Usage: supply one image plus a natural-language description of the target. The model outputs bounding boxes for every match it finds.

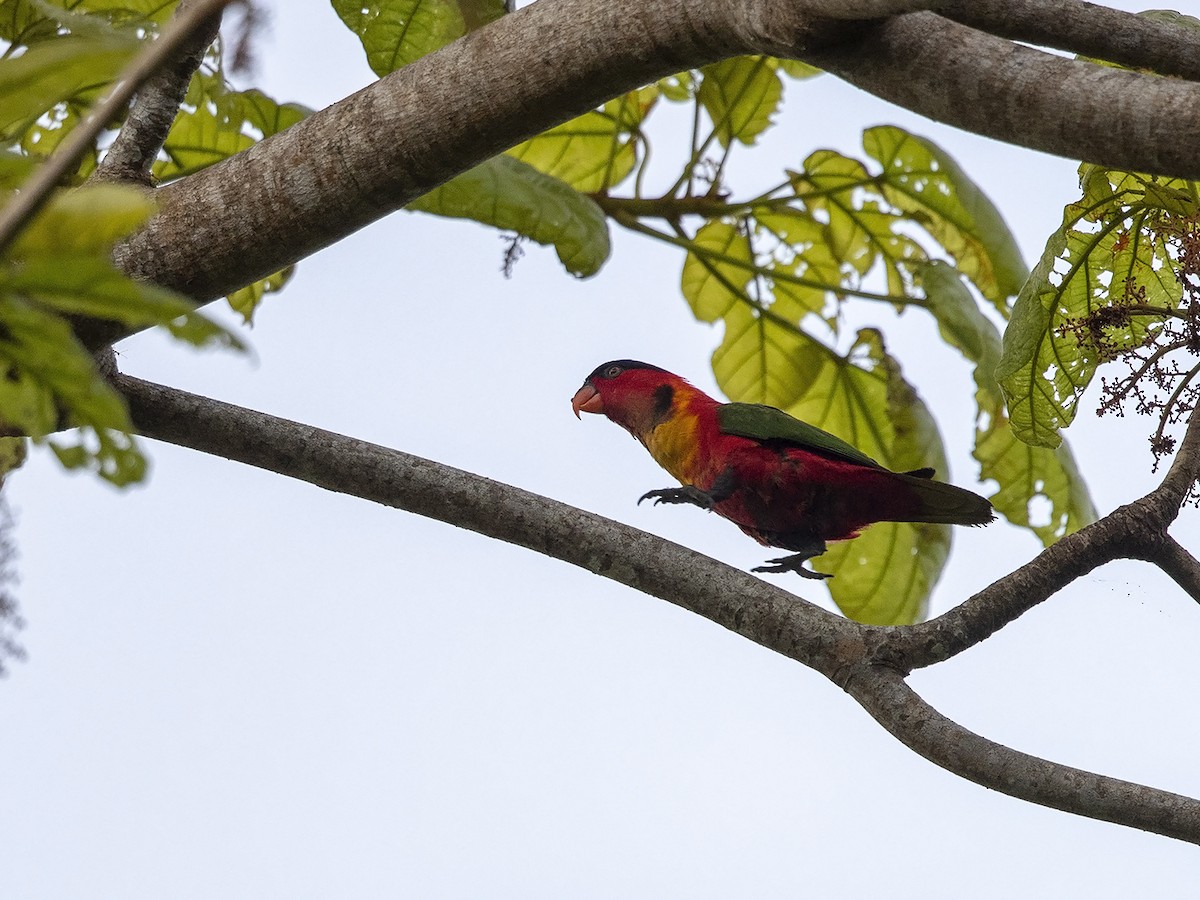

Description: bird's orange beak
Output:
[571,383,604,418]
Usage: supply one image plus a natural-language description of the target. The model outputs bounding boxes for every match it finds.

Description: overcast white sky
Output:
[3,2,1199,897]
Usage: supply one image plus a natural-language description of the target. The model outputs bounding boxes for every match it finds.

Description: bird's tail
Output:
[887,471,996,526]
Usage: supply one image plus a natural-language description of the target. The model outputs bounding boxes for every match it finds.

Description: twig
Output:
[0,0,238,256]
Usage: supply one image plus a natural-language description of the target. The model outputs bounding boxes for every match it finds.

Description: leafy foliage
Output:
[0,1,246,484]
[997,167,1198,451]
[0,183,242,484]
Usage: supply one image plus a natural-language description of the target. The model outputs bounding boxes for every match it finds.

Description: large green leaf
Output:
[332,0,507,76]
[712,303,953,625]
[996,168,1189,448]
[507,87,657,193]
[864,125,1028,309]
[407,154,611,277]
[921,260,1096,543]
[697,56,782,148]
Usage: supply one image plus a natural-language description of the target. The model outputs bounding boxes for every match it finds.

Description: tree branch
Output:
[847,667,1200,843]
[113,373,866,679]
[800,12,1200,183]
[893,406,1200,669]
[938,0,1200,82]
[113,372,1200,844]
[85,0,1200,350]
[92,0,227,185]
[1141,536,1200,605]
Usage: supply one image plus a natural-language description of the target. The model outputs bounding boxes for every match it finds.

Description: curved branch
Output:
[84,0,1200,350]
[848,667,1200,843]
[113,373,864,678]
[894,406,1200,669]
[1141,536,1200,606]
[939,0,1200,81]
[113,372,1200,844]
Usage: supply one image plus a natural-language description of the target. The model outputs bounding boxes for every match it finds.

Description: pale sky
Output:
[3,2,1197,897]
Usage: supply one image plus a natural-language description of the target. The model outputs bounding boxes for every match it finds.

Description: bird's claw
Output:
[637,486,716,510]
[751,549,832,580]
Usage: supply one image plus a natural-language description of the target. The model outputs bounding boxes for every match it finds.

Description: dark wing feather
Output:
[717,403,882,469]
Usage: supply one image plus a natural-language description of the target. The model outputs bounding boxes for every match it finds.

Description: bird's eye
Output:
[603,365,622,378]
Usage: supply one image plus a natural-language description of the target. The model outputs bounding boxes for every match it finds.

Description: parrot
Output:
[571,359,995,580]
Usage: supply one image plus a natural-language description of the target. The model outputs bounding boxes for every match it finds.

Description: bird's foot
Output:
[638,485,716,510]
[751,545,831,580]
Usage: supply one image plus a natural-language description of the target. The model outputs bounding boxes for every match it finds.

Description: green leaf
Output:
[863,125,1028,308]
[0,293,145,484]
[814,330,951,626]
[7,182,156,256]
[792,149,923,296]
[0,32,137,139]
[712,305,953,625]
[332,0,507,76]
[507,87,656,193]
[407,154,611,277]
[0,178,242,486]
[773,58,822,80]
[697,56,782,148]
[920,260,1096,543]
[227,266,294,324]
[1,252,243,349]
[680,220,752,322]
[996,168,1186,448]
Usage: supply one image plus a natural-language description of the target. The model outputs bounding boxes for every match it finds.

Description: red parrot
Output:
[571,359,994,579]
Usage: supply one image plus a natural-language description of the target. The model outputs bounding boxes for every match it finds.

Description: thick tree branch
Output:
[848,667,1200,843]
[939,0,1200,81]
[113,372,1200,844]
[93,0,227,185]
[800,12,1200,183]
[88,0,1200,350]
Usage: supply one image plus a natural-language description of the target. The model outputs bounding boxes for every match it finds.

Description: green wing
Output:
[717,402,882,469]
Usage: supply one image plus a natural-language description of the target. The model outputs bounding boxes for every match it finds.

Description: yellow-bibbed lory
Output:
[571,360,995,580]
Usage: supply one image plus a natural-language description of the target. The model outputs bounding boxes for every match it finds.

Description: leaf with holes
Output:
[864,125,1027,309]
[997,170,1188,448]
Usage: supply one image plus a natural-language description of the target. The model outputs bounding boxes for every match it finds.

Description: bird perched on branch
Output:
[571,359,994,579]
